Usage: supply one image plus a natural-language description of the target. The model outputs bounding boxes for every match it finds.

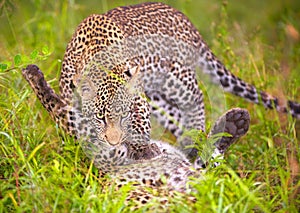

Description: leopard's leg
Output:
[22,65,72,134]
[124,94,162,160]
[147,92,203,159]
[118,61,162,160]
[142,60,205,159]
[194,108,250,169]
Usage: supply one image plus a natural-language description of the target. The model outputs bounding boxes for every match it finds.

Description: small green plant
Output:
[183,128,232,166]
[0,47,51,73]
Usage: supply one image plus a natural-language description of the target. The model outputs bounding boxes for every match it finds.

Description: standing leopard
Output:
[22,1,300,204]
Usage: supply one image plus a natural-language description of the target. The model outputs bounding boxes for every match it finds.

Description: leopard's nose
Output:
[105,122,123,145]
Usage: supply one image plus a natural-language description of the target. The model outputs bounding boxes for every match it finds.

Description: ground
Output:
[0,0,299,212]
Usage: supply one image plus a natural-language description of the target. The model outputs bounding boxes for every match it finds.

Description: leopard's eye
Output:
[120,111,130,126]
[122,111,130,118]
[95,113,105,120]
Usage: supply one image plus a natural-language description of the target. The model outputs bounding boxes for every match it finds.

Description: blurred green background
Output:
[0,1,299,212]
[1,0,300,63]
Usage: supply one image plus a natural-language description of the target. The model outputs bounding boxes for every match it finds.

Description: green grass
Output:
[1,0,300,212]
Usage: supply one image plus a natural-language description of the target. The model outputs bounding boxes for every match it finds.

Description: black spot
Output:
[168,79,174,87]
[289,100,300,114]
[38,78,46,88]
[231,78,237,84]
[153,95,159,101]
[273,98,279,108]
[109,149,116,158]
[174,177,182,182]
[233,85,244,93]
[170,128,176,134]
[67,122,75,128]
[247,87,256,95]
[220,78,230,87]
[119,178,126,182]
[245,94,256,101]
[70,81,76,90]
[174,83,180,89]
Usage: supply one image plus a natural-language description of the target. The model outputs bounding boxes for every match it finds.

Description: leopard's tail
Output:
[197,44,300,119]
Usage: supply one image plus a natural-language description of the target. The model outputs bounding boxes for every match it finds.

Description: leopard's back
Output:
[59,2,202,102]
[105,2,201,46]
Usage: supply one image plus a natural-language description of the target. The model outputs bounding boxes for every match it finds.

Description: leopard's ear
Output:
[125,64,142,94]
[124,64,140,79]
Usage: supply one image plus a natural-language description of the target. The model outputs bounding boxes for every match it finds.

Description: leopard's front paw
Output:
[127,143,162,160]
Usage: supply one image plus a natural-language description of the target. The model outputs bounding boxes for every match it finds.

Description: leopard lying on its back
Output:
[22,1,300,200]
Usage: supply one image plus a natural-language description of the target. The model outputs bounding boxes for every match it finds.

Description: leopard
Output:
[23,63,251,208]
[22,1,300,207]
